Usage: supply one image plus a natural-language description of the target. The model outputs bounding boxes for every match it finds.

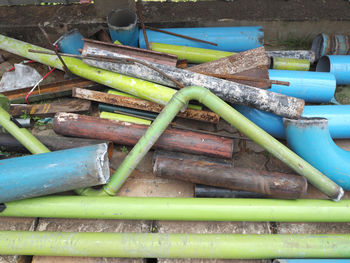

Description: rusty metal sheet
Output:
[72,88,220,124]
[83,38,178,67]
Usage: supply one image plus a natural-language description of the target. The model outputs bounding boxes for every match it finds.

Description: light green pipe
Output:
[272,57,310,71]
[100,111,151,125]
[3,196,350,222]
[150,42,233,64]
[0,231,349,258]
[0,107,49,154]
[0,34,176,106]
[77,86,342,200]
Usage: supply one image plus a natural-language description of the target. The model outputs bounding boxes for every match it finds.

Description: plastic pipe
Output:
[312,33,350,61]
[235,105,350,139]
[268,70,336,103]
[274,260,350,263]
[100,111,151,125]
[271,57,310,71]
[54,29,84,56]
[0,34,177,106]
[107,9,139,47]
[98,103,158,120]
[284,118,350,190]
[0,144,109,203]
[140,26,264,52]
[3,196,350,222]
[316,55,350,85]
[76,86,342,200]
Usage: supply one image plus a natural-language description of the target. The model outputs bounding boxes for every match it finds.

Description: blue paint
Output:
[54,29,84,55]
[284,118,350,190]
[107,9,139,47]
[317,55,350,85]
[268,70,336,103]
[140,26,264,52]
[235,105,350,139]
[0,144,109,203]
[275,260,350,263]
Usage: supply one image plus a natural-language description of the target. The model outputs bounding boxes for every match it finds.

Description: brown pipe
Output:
[153,151,307,199]
[53,113,233,159]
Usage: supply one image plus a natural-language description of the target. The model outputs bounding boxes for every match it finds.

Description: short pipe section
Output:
[317,55,350,85]
[284,118,350,190]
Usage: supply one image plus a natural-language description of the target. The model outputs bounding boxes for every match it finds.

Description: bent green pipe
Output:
[2,196,350,222]
[0,34,176,105]
[0,231,349,258]
[77,86,342,200]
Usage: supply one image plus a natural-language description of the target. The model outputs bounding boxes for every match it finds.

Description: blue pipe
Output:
[139,26,264,52]
[268,70,336,103]
[274,260,350,263]
[235,105,350,139]
[54,29,84,56]
[284,118,350,190]
[316,55,350,85]
[0,144,110,203]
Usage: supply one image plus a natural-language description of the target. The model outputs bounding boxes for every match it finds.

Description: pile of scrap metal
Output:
[0,6,350,260]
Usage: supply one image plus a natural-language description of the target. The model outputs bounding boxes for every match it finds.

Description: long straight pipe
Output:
[3,196,350,222]
[0,231,349,258]
[74,86,341,200]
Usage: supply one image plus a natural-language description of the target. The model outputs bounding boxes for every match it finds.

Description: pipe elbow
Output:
[284,118,350,190]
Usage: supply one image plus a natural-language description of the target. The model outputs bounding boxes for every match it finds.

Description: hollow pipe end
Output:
[334,187,344,202]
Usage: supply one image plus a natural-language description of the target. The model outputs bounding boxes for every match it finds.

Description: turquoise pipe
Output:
[317,55,350,85]
[0,34,177,106]
[77,86,342,200]
[3,196,350,222]
[0,231,349,258]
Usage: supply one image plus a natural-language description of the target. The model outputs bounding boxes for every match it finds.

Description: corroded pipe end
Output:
[283,117,328,129]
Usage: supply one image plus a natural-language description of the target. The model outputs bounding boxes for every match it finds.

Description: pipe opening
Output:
[311,33,325,60]
[316,56,331,72]
[107,9,137,29]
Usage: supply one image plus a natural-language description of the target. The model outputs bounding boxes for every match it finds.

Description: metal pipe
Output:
[140,26,264,52]
[0,34,178,106]
[195,185,266,198]
[153,151,307,199]
[0,117,33,128]
[268,70,336,103]
[98,103,158,120]
[82,46,304,119]
[235,105,350,139]
[53,112,234,159]
[0,231,349,258]
[73,86,341,200]
[316,55,350,85]
[271,57,310,71]
[3,196,350,222]
[0,144,109,203]
[284,118,350,190]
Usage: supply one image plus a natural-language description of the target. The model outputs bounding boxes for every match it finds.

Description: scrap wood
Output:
[9,98,91,117]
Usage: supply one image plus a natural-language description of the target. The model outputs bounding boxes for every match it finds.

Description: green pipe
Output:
[150,42,233,64]
[272,57,310,71]
[100,111,151,125]
[0,34,177,106]
[0,107,49,154]
[3,196,350,222]
[77,86,342,200]
[0,231,349,258]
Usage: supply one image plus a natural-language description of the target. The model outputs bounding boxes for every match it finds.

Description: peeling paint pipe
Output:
[316,55,350,85]
[268,70,336,103]
[75,86,342,200]
[284,118,350,190]
[82,46,305,119]
[150,42,315,63]
[0,144,109,203]
[271,57,310,71]
[140,26,264,52]
[312,33,350,61]
[235,105,350,139]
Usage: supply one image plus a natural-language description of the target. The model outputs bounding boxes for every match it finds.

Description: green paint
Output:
[0,231,349,258]
[150,42,234,63]
[100,111,151,125]
[3,196,350,222]
[272,57,310,71]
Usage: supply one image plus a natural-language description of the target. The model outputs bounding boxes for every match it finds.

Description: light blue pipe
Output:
[0,144,109,203]
[274,260,350,263]
[268,70,336,103]
[316,55,350,85]
[235,105,350,139]
[139,26,264,52]
[54,29,84,56]
[284,118,350,190]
